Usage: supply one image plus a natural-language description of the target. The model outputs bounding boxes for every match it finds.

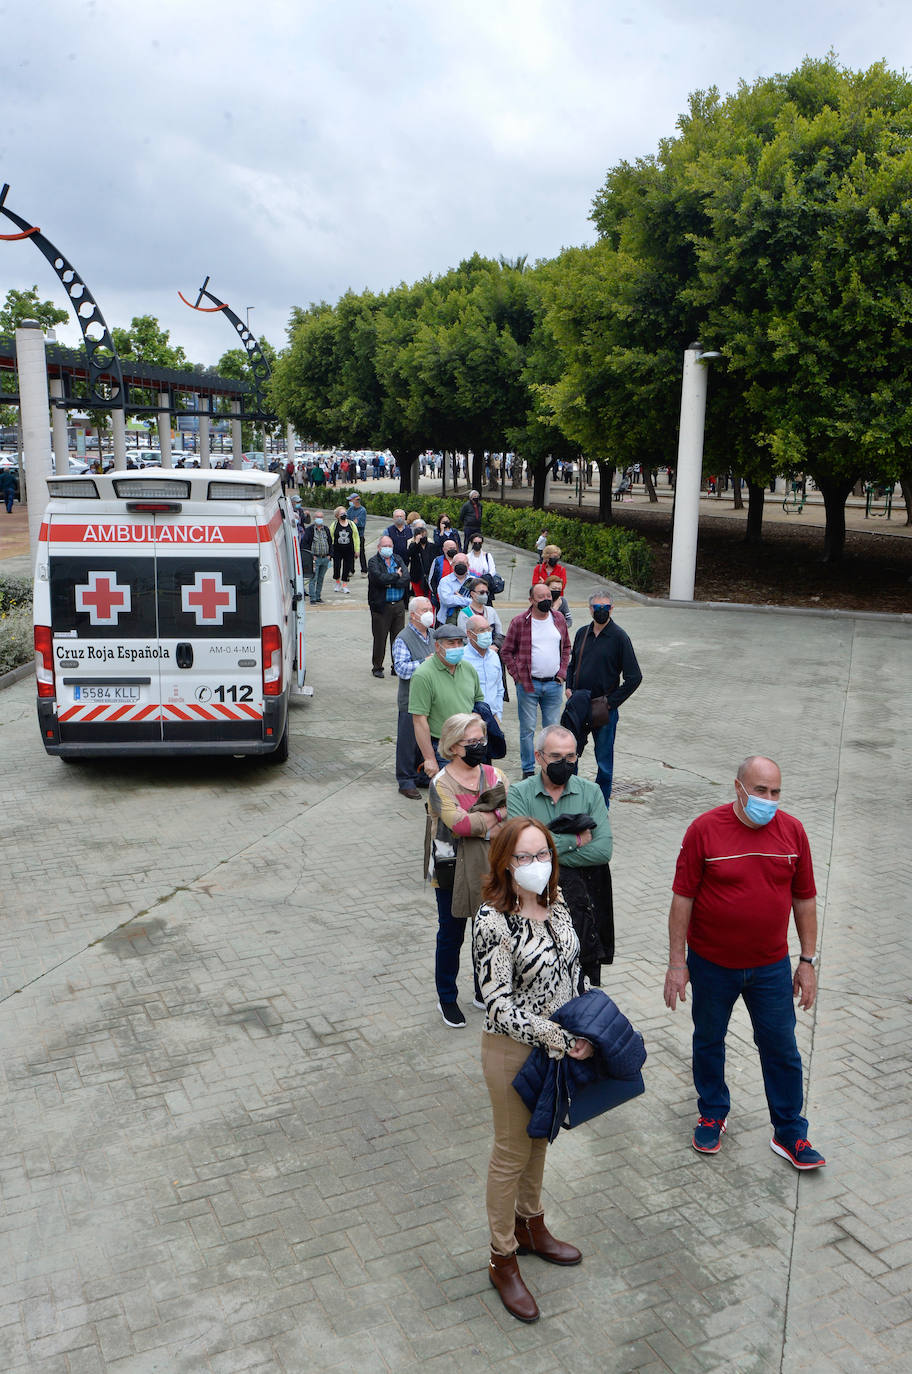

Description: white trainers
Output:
[342,585,350,594]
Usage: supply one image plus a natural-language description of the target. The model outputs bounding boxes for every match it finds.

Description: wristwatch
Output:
[799,954,818,968]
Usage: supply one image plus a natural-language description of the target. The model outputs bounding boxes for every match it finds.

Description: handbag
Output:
[485,573,505,594]
[561,1060,645,1130]
[576,624,614,730]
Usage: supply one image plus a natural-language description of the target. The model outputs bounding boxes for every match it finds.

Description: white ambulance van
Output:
[33,469,306,762]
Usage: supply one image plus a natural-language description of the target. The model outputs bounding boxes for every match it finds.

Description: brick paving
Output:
[0,515,910,1371]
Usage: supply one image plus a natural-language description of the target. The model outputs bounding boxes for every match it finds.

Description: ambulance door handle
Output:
[176,642,194,669]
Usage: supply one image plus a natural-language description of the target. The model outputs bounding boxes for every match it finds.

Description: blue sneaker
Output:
[770,1133,826,1169]
[692,1116,727,1154]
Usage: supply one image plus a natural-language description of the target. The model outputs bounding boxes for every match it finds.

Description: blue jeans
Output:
[308,556,330,601]
[687,949,807,1140]
[593,708,619,807]
[435,886,481,1003]
[515,678,564,774]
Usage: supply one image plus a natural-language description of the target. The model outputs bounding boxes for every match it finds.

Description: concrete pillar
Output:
[230,400,243,470]
[157,392,172,468]
[111,409,127,471]
[49,377,69,475]
[669,346,710,601]
[15,321,53,564]
[542,468,551,505]
[199,403,211,469]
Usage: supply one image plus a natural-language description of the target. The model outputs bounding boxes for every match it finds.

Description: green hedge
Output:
[0,574,33,676]
[293,488,653,592]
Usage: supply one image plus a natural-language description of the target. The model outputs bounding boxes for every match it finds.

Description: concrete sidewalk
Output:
[0,517,909,1372]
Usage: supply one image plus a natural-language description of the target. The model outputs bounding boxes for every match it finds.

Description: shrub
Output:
[316,491,654,592]
[0,575,32,675]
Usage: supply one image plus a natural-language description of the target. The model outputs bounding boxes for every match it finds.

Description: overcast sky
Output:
[2,0,910,367]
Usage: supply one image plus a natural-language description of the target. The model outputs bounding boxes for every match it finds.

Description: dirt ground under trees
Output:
[558,502,912,614]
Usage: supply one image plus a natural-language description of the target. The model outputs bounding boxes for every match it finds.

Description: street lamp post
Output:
[669,341,721,601]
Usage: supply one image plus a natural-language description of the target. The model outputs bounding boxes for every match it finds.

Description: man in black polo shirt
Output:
[565,592,642,806]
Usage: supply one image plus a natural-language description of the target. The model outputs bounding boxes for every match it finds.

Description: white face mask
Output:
[513,860,552,895]
[419,610,435,628]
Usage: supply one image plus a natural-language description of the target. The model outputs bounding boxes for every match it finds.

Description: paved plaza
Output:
[1,513,910,1372]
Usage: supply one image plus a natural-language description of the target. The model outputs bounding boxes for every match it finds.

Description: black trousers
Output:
[371,602,406,670]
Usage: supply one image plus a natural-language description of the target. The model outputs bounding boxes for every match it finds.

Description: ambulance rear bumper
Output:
[38,696,288,758]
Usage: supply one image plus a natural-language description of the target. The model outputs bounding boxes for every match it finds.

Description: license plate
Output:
[73,685,141,703]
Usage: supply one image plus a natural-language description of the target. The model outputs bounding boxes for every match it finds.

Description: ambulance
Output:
[32,469,306,761]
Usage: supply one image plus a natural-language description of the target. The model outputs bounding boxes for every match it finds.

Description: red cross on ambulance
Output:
[181,570,237,625]
[75,571,132,625]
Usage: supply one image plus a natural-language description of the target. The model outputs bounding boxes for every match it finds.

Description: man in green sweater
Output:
[507,724,615,982]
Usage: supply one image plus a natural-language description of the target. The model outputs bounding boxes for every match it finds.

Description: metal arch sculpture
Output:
[179,276,272,414]
[0,183,125,409]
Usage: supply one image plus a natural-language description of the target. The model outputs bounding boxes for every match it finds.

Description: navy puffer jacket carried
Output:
[512,989,646,1141]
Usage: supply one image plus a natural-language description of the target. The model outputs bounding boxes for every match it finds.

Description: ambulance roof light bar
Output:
[47,479,99,499]
[207,481,269,501]
[113,479,191,499]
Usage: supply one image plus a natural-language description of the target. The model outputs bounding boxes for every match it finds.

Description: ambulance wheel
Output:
[267,717,289,764]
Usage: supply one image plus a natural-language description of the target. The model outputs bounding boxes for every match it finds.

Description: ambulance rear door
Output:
[48,512,163,746]
[154,511,264,745]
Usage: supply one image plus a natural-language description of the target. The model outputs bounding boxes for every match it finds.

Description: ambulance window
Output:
[157,557,261,638]
[50,557,157,638]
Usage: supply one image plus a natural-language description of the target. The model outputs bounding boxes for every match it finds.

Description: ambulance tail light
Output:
[34,625,56,698]
[262,624,283,695]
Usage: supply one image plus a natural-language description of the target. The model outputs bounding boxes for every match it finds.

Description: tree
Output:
[0,285,68,337]
[677,58,912,561]
[112,315,188,368]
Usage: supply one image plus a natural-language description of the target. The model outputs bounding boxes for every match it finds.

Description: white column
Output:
[542,466,551,505]
[669,347,710,601]
[285,422,296,469]
[111,409,127,471]
[199,404,211,469]
[157,392,172,468]
[49,377,69,475]
[230,400,242,470]
[15,321,53,564]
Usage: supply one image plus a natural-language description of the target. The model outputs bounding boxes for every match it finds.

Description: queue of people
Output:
[301,497,826,1326]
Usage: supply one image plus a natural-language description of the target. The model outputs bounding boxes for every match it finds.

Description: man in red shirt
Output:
[663,755,825,1170]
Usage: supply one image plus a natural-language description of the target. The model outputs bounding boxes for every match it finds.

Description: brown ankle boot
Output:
[488,1248,540,1323]
[515,1212,582,1266]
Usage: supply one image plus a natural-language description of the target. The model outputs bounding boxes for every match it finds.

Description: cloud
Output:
[1,0,910,364]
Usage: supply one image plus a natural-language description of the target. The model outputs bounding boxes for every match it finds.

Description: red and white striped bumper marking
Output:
[58,702,162,723]
[57,702,262,723]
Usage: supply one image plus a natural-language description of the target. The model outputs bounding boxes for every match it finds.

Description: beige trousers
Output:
[481,1031,549,1255]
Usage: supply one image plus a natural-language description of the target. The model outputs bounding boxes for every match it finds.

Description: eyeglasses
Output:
[540,753,577,764]
[512,848,551,867]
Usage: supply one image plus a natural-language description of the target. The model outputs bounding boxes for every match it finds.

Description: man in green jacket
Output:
[507,723,615,982]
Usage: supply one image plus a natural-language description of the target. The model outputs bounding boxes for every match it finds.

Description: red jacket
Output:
[501,606,571,692]
[532,561,567,592]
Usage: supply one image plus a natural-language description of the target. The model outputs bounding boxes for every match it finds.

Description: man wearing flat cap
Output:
[408,623,483,778]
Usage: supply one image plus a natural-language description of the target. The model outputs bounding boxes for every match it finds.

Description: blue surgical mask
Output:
[475,631,493,650]
[738,781,779,826]
[444,647,465,665]
[380,546,393,559]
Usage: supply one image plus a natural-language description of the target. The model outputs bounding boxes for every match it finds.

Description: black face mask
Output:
[547,557,558,566]
[472,541,482,550]
[592,606,612,624]
[545,759,578,786]
[550,589,561,602]
[533,601,552,614]
[462,740,487,766]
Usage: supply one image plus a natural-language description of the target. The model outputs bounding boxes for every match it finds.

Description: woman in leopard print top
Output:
[472,816,592,1325]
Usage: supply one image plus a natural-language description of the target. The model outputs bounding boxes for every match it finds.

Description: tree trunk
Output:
[532,457,557,509]
[596,460,615,522]
[731,470,744,511]
[471,449,486,493]
[814,472,858,564]
[899,472,912,526]
[512,455,524,488]
[395,448,419,494]
[745,480,765,544]
[642,465,658,503]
